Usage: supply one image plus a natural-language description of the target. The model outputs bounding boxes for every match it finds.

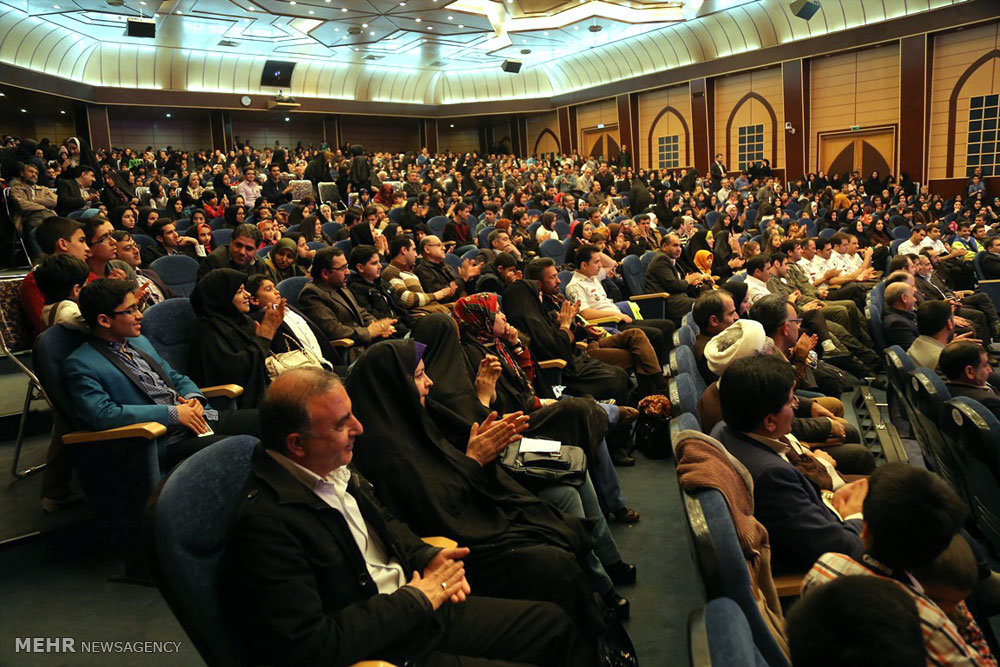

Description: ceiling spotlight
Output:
[20,108,27,113]
[166,113,172,117]
[139,1,145,3]
[284,117,290,121]
[447,15,452,19]
[353,47,359,51]
[334,26,339,30]
[60,110,66,114]
[449,124,455,128]
[289,1,295,5]
[308,9,314,13]
[457,24,463,27]
[53,4,60,7]
[361,22,367,26]
[414,17,420,21]
[543,31,549,35]
[341,6,347,10]
[399,1,405,4]
[369,30,374,34]
[0,92,5,97]
[175,9,181,14]
[427,25,432,29]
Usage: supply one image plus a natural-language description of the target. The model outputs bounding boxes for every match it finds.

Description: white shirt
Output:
[267,451,407,595]
[897,239,923,256]
[920,237,948,255]
[281,308,329,368]
[565,271,616,312]
[797,257,821,284]
[829,251,853,272]
[744,274,772,306]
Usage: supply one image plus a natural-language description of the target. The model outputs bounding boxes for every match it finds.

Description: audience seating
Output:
[621,255,668,319]
[149,255,201,297]
[276,276,311,308]
[477,226,495,249]
[940,397,1000,556]
[539,239,568,264]
[669,412,702,457]
[669,372,699,417]
[818,228,836,239]
[0,287,47,479]
[133,233,157,253]
[174,218,192,233]
[907,368,963,497]
[681,311,699,334]
[334,239,353,253]
[256,246,272,259]
[688,597,768,667]
[317,182,339,204]
[212,229,233,247]
[427,216,448,237]
[209,217,227,230]
[321,222,342,239]
[444,253,462,270]
[673,324,696,349]
[669,346,706,396]
[891,225,910,240]
[973,252,1000,311]
[307,241,326,251]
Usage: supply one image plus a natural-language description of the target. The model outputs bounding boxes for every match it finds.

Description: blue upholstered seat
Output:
[669,372,699,417]
[150,254,201,297]
[276,276,311,308]
[140,298,200,376]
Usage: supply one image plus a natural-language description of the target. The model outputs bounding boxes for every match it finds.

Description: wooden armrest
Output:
[350,662,396,667]
[200,384,243,399]
[774,573,805,598]
[422,536,458,550]
[331,338,355,348]
[63,422,167,444]
[629,292,670,301]
[537,359,567,370]
[586,316,619,325]
[576,341,589,351]
[980,279,1000,285]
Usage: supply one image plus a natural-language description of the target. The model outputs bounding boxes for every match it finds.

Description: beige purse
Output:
[265,334,324,380]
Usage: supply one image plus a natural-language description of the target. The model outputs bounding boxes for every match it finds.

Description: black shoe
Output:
[602,590,630,621]
[610,449,635,467]
[868,376,888,390]
[610,507,640,524]
[606,561,637,586]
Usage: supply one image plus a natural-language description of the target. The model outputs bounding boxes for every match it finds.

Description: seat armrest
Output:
[331,338,355,348]
[629,293,670,301]
[351,662,396,667]
[576,341,589,351]
[200,384,243,399]
[586,316,620,325]
[773,573,804,598]
[422,536,458,550]
[537,359,567,370]
[63,422,167,445]
[980,279,1000,284]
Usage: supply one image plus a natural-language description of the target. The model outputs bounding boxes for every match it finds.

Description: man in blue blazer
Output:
[717,354,866,575]
[65,278,258,468]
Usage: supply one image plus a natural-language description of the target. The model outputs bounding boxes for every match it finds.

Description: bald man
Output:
[644,233,710,324]
[882,282,919,350]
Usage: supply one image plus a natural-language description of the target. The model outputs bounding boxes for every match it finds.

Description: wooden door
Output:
[582,128,620,161]
[819,129,895,180]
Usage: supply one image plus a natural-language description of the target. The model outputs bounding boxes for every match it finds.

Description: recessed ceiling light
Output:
[20,108,27,113]
[341,6,347,10]
[139,1,145,4]
[284,117,290,121]
[543,31,549,34]
[427,25,432,29]
[369,30,374,34]
[308,9,313,14]
[361,22,367,26]
[0,92,5,97]
[289,1,295,5]
[353,47,359,51]
[399,1,405,4]
[457,24,463,27]
[53,4,60,8]
[414,17,420,21]
[166,113,172,117]
[175,9,181,14]
[334,27,339,30]
[60,110,66,114]
[447,15,453,19]
[449,124,454,128]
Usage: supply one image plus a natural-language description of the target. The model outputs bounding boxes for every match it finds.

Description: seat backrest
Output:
[444,253,462,270]
[705,211,721,228]
[321,222,342,239]
[388,207,405,224]
[477,225,496,249]
[701,598,769,667]
[818,228,836,239]
[256,245,272,259]
[744,208,757,228]
[671,345,706,395]
[974,251,987,280]
[141,298,200,376]
[682,311,700,334]
[146,435,258,667]
[621,254,645,296]
[133,233,157,252]
[669,411,702,457]
[0,275,29,353]
[884,345,915,398]
[554,220,570,239]
[210,216,227,230]
[149,255,201,298]
[673,324,696,349]
[174,218,192,234]
[539,239,567,264]
[317,182,338,204]
[866,301,888,353]
[334,238,353,253]
[276,276,311,308]
[891,225,910,240]
[557,270,573,297]
[669,371,699,416]
[213,229,233,247]
[889,238,905,256]
[684,489,790,667]
[32,324,91,423]
[428,216,449,236]
[640,250,657,270]
[909,366,951,416]
[307,241,326,251]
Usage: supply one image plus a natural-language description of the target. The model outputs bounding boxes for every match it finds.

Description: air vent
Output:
[218,39,239,47]
[429,60,445,67]
[588,24,602,32]
[520,49,530,54]
[363,55,383,60]
[348,26,362,34]
[106,0,125,6]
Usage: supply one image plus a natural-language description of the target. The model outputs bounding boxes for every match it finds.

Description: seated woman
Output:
[188,268,283,407]
[264,237,307,283]
[345,339,611,635]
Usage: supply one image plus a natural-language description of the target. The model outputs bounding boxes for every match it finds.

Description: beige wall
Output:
[638,83,692,170]
[576,98,619,154]
[928,23,1000,180]
[526,111,560,156]
[713,66,784,172]
[809,44,900,172]
[438,121,480,155]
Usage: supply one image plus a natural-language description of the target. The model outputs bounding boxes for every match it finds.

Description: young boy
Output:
[33,254,90,332]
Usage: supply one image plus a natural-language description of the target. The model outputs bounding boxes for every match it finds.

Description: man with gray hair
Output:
[882,282,919,350]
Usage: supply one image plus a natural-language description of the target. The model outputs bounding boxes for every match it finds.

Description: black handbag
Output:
[500,442,587,490]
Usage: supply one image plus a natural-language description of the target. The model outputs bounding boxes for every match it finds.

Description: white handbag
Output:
[265,334,324,380]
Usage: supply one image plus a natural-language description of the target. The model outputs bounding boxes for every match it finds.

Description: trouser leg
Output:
[963,293,1000,336]
[622,319,674,365]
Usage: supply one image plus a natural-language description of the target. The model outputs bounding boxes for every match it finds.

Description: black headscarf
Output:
[344,339,592,555]
[188,269,270,407]
[683,229,712,265]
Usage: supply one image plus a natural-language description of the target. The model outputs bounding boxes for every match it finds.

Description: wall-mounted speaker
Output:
[126,18,156,38]
[501,59,522,74]
[789,0,821,20]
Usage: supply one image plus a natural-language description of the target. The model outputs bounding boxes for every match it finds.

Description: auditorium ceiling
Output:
[0,0,972,105]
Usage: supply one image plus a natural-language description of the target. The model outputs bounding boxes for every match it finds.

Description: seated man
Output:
[298,247,397,362]
[7,161,56,231]
[566,244,675,365]
[346,244,412,337]
[980,236,1000,280]
[144,217,200,264]
[474,251,519,294]
[380,235,451,316]
[803,462,994,665]
[110,230,178,308]
[197,223,268,280]
[743,255,773,307]
[414,235,481,305]
[691,289,740,386]
[64,279,259,469]
[487,228,523,263]
[897,224,927,257]
[642,234,707,324]
[882,282,919,350]
[939,340,1000,417]
[916,250,999,342]
[55,166,100,217]
[219,368,593,667]
[909,299,970,371]
[20,216,93,337]
[718,355,867,574]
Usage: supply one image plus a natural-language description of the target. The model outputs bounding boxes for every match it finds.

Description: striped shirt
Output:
[805,552,996,666]
[381,263,435,308]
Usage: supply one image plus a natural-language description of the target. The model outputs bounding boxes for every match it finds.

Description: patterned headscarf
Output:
[453,293,529,387]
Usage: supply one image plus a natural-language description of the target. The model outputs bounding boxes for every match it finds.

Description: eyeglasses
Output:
[112,306,140,317]
[330,264,349,272]
[787,318,803,324]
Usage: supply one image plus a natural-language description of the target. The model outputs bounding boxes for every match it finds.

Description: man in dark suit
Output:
[414,235,480,305]
[261,163,293,205]
[298,247,397,362]
[197,223,269,280]
[717,355,866,574]
[643,234,708,325]
[691,289,739,386]
[143,218,201,266]
[981,236,1000,279]
[709,153,727,192]
[881,281,920,351]
[915,251,998,341]
[940,340,1000,417]
[55,166,100,216]
[64,279,258,469]
[220,368,594,667]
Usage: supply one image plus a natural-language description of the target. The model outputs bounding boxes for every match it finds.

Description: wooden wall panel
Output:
[231,113,325,149]
[526,111,560,156]
[809,44,901,171]
[339,116,421,152]
[575,98,618,150]
[928,23,1000,179]
[108,107,212,151]
[713,67,784,172]
[637,83,692,170]
[438,122,480,155]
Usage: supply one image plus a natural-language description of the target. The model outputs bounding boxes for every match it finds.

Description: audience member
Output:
[346,244,412,336]
[415,235,481,304]
[8,161,57,230]
[33,253,89,331]
[882,282,919,350]
[643,234,707,323]
[691,289,740,386]
[939,340,1000,417]
[381,235,452,315]
[197,223,268,279]
[21,217,92,335]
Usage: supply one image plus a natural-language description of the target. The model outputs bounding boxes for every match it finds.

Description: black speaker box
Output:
[789,0,821,20]
[501,59,522,74]
[126,18,156,38]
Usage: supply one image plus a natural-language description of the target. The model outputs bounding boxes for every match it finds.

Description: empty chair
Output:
[554,220,570,239]
[670,345,706,395]
[145,435,258,666]
[427,216,449,237]
[212,229,233,247]
[140,298,200,376]
[620,254,645,296]
[317,182,339,204]
[669,372,700,417]
[149,255,201,297]
[539,239,568,265]
[940,397,1000,555]
[884,345,918,438]
[276,276,311,308]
